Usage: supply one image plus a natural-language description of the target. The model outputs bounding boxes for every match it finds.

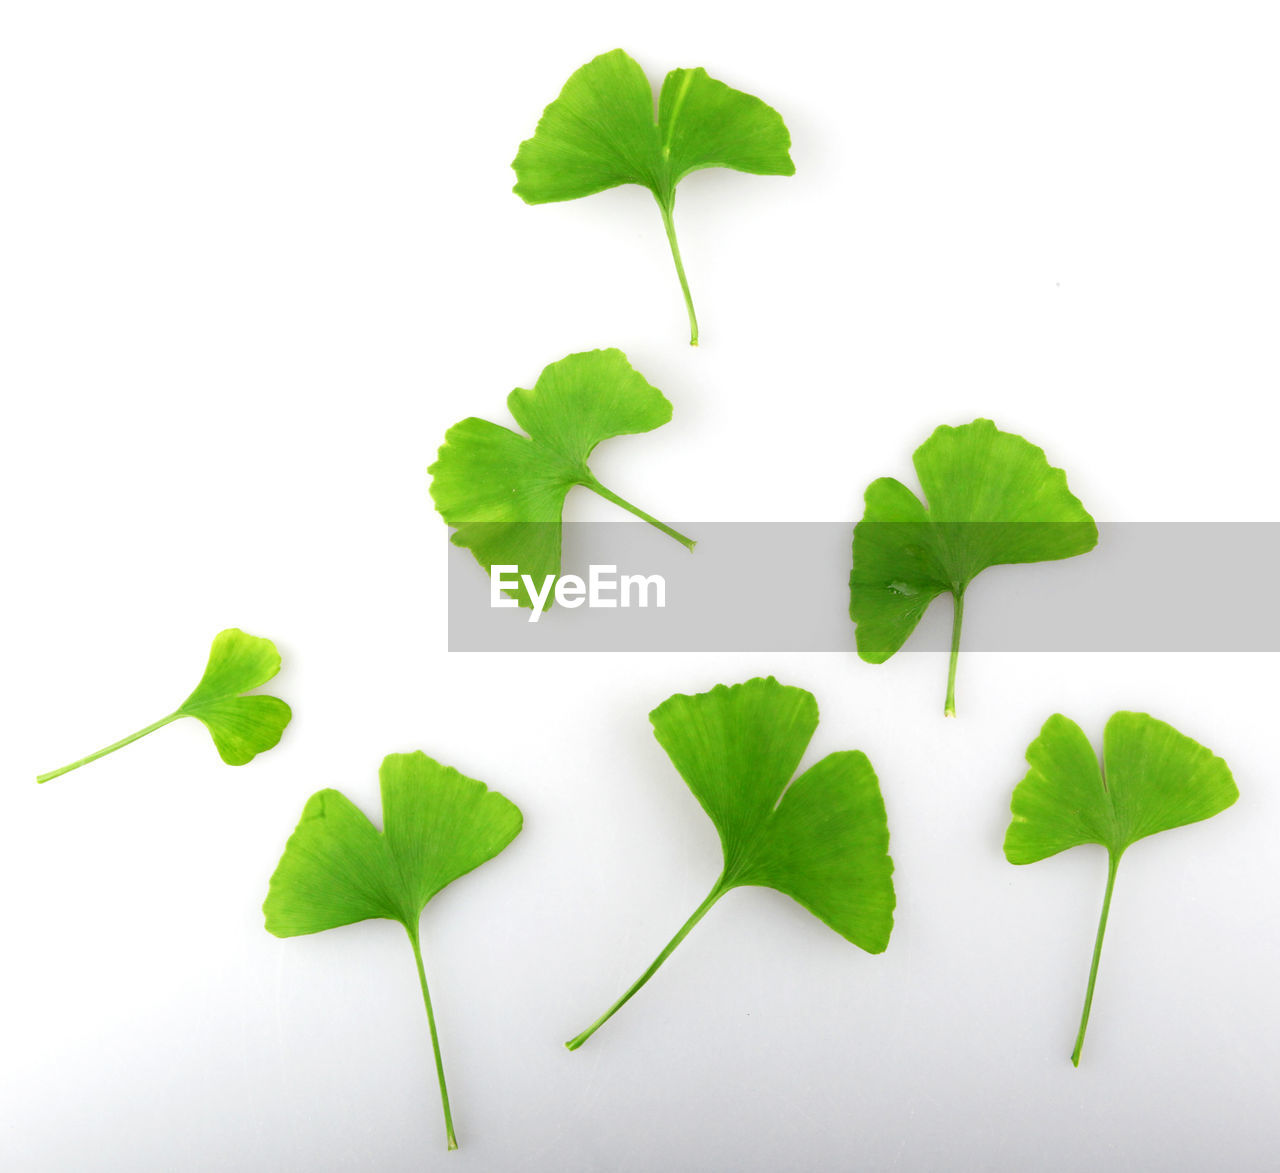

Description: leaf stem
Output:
[407,927,457,1150]
[944,587,966,718]
[1072,852,1120,1067]
[583,477,696,552]
[36,712,182,783]
[657,195,699,346]
[566,879,727,1050]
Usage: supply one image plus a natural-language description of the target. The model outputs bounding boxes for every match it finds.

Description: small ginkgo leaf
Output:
[36,627,290,783]
[429,348,694,609]
[566,676,894,1050]
[1003,712,1238,1066]
[513,49,795,344]
[850,419,1097,716]
[264,751,523,1151]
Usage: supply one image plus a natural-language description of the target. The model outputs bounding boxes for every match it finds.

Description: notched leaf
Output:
[176,628,291,765]
[264,750,523,1150]
[429,348,694,610]
[512,49,795,343]
[566,676,894,1050]
[36,627,290,783]
[1003,711,1238,1065]
[849,419,1097,715]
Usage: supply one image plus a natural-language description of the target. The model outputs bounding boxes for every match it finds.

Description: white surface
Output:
[4,2,1279,1170]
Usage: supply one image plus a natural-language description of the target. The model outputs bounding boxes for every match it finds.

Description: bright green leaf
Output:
[849,419,1097,715]
[264,751,523,1151]
[36,627,290,783]
[429,348,694,610]
[566,676,894,1050]
[1003,711,1238,1065]
[512,49,795,344]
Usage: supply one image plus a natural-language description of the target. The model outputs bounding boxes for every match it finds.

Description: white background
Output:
[4,1,1279,1170]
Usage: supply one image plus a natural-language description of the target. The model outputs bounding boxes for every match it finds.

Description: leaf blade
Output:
[182,694,292,766]
[265,752,524,936]
[263,788,402,936]
[178,627,283,705]
[380,751,524,911]
[649,676,818,867]
[1003,713,1114,863]
[511,49,660,203]
[734,750,895,952]
[507,346,673,461]
[1101,711,1239,849]
[912,420,1098,575]
[850,476,948,663]
[659,66,795,184]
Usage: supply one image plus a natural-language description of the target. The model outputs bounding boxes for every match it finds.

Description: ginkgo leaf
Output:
[512,49,795,344]
[36,627,290,783]
[566,676,894,1050]
[1003,712,1238,1065]
[429,348,694,609]
[264,751,523,1151]
[849,419,1098,715]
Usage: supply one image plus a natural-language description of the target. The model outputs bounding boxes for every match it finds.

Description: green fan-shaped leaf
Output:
[264,751,523,1150]
[850,419,1097,715]
[429,348,694,610]
[36,627,290,783]
[513,49,795,344]
[175,628,291,765]
[1003,712,1237,1065]
[566,676,894,1050]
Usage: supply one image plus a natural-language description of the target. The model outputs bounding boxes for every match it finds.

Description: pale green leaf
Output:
[36,627,290,782]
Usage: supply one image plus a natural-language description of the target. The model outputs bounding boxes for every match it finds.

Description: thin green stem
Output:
[36,712,182,783]
[583,477,696,552]
[566,879,727,1050]
[407,927,457,1151]
[1072,853,1121,1067]
[944,587,966,717]
[658,196,699,346]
